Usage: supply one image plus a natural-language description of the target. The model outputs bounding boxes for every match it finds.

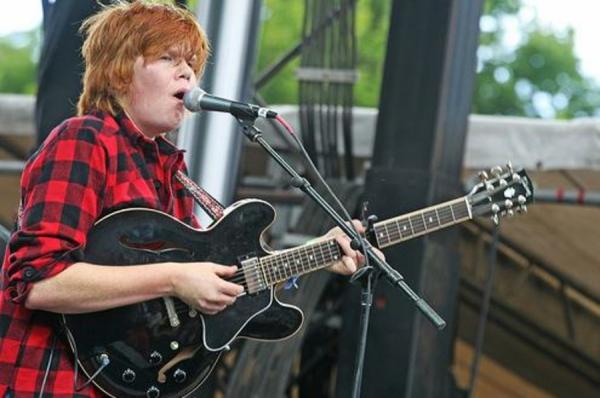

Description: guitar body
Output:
[62,200,304,398]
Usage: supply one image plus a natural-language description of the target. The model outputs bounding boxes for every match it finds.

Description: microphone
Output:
[183,87,277,120]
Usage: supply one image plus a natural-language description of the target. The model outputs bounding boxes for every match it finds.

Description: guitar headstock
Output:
[467,163,534,224]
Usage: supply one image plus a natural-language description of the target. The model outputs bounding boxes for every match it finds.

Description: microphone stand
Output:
[235,116,446,397]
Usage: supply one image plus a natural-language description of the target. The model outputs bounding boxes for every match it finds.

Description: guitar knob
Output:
[149,351,163,365]
[146,386,160,398]
[122,368,136,383]
[173,368,187,383]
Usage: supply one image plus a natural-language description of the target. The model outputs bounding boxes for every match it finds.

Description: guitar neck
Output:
[373,196,471,248]
[259,238,342,287]
[258,196,472,287]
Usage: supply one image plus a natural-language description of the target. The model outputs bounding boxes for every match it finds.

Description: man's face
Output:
[123,47,198,138]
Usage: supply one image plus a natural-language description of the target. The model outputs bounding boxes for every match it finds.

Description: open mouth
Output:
[173,90,186,101]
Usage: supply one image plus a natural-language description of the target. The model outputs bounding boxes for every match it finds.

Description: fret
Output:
[391,219,402,241]
[377,224,389,246]
[407,216,415,236]
[268,257,277,285]
[292,247,304,276]
[438,205,454,225]
[329,240,341,262]
[306,245,317,273]
[386,220,398,243]
[398,217,412,239]
[382,222,391,246]
[274,255,283,282]
[423,209,440,230]
[263,258,274,285]
[434,207,443,224]
[373,197,473,248]
[451,201,469,220]
[307,244,323,271]
[281,250,292,280]
[411,214,426,234]
[261,260,271,286]
[277,254,285,282]
[465,197,473,219]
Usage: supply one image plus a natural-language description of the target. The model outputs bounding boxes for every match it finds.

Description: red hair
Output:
[77,1,210,115]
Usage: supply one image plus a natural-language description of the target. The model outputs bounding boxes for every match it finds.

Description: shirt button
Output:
[23,266,36,281]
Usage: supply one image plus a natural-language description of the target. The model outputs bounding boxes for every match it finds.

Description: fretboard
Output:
[260,238,342,286]
[373,197,471,248]
[257,197,471,287]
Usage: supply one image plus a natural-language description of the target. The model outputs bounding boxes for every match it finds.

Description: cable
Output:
[466,224,500,397]
[38,333,57,398]
[275,114,371,270]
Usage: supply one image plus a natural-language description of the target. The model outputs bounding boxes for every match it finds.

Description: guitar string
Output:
[166,242,341,316]
[205,238,341,287]
[182,203,469,288]
[165,199,475,318]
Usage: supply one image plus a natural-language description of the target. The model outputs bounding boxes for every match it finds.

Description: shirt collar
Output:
[99,111,185,157]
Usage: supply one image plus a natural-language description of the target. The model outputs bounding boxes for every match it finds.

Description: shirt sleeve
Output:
[4,121,107,303]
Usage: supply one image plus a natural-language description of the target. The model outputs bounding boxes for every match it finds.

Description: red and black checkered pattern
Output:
[0,112,199,397]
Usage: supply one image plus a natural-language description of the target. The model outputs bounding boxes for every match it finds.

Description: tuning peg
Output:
[507,209,515,217]
[512,173,521,182]
[491,214,499,225]
[520,205,528,213]
[486,182,495,192]
[506,161,514,174]
[478,170,489,181]
[504,199,513,209]
[491,203,500,214]
[499,178,508,187]
[517,195,526,205]
[490,166,503,177]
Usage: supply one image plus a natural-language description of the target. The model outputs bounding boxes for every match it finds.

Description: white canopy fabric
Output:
[465,115,600,170]
[2,95,600,170]
[258,105,600,171]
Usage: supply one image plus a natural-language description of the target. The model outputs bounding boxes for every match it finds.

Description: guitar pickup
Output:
[240,256,266,295]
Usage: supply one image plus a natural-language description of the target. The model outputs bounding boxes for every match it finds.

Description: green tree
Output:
[256,0,390,107]
[0,29,39,94]
[473,0,600,118]
[257,0,600,118]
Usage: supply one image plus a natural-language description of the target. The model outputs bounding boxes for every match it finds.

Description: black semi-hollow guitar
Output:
[62,166,533,398]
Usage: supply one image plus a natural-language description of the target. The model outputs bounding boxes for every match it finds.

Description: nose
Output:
[178,62,193,81]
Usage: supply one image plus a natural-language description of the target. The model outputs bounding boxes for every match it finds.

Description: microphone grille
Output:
[183,87,206,111]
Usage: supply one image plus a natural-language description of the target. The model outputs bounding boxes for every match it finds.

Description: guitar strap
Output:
[175,170,225,221]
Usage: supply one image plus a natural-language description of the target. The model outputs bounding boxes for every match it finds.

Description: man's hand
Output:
[171,263,244,315]
[320,220,385,275]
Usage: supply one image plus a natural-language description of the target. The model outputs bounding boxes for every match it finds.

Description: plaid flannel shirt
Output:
[0,112,199,397]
